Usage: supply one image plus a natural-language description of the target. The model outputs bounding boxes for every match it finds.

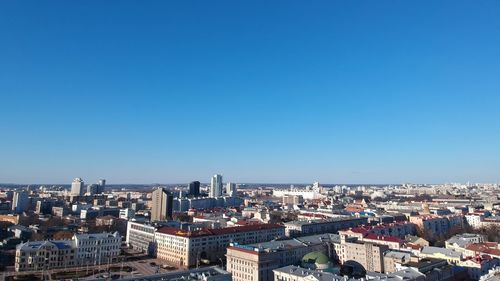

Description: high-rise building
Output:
[12,191,30,214]
[71,178,85,196]
[86,184,99,195]
[210,174,223,198]
[151,188,173,221]
[188,181,200,197]
[98,179,106,193]
[226,182,237,197]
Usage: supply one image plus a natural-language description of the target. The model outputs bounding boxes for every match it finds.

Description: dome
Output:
[302,252,331,270]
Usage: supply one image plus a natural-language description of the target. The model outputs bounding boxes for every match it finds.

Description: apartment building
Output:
[126,221,158,255]
[338,238,389,273]
[155,224,284,268]
[339,222,416,240]
[409,214,464,240]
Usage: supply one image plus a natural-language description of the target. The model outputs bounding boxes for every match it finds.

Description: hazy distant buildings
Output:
[174,196,243,212]
[282,194,304,206]
[86,184,99,195]
[226,182,237,197]
[273,183,326,200]
[71,178,85,196]
[98,179,106,192]
[11,191,29,214]
[86,179,106,195]
[151,188,173,221]
[210,174,223,198]
[188,181,200,197]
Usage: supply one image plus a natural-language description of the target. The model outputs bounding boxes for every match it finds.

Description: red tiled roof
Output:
[466,243,500,257]
[344,222,415,235]
[407,243,422,250]
[345,207,365,212]
[235,220,262,226]
[364,233,404,243]
[299,213,327,218]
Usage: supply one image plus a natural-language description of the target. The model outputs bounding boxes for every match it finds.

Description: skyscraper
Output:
[71,178,85,196]
[12,191,30,213]
[226,182,237,197]
[188,181,200,197]
[86,184,99,195]
[210,174,223,198]
[151,188,173,221]
[98,179,106,194]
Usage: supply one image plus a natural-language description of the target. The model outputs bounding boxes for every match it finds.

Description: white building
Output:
[120,208,135,219]
[465,214,488,229]
[71,178,85,196]
[210,174,223,198]
[74,232,121,266]
[12,191,30,213]
[226,182,237,197]
[273,184,326,200]
[126,221,158,255]
[15,232,121,272]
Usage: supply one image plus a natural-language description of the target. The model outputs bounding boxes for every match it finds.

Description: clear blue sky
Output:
[1,1,499,184]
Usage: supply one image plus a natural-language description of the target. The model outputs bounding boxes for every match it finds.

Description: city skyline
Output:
[1,1,500,184]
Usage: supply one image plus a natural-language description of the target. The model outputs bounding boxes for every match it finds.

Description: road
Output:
[2,257,178,281]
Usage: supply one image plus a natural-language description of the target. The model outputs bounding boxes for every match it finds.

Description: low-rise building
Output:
[465,243,500,259]
[15,240,75,272]
[419,246,463,265]
[274,265,427,281]
[446,233,485,253]
[15,231,121,272]
[74,232,121,266]
[397,258,454,281]
[284,216,368,237]
[458,256,500,280]
[339,222,416,240]
[226,233,339,281]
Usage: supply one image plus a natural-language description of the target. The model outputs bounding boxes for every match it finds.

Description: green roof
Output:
[302,251,330,265]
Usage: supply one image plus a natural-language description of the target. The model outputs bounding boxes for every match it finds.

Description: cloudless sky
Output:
[1,1,500,184]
